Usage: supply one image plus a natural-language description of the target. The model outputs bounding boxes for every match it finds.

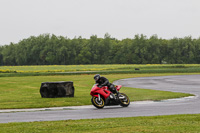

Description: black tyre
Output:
[91,96,105,109]
[119,93,130,107]
[40,87,49,98]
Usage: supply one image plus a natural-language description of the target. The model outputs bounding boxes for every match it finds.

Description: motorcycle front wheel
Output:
[91,96,105,109]
[119,93,130,107]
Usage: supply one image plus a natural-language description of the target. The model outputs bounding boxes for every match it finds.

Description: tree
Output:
[2,43,17,65]
[0,46,3,65]
[0,33,199,65]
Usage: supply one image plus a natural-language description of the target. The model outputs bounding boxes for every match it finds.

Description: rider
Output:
[94,74,119,95]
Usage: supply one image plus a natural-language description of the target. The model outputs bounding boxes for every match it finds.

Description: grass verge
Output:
[1,114,200,133]
[1,64,200,77]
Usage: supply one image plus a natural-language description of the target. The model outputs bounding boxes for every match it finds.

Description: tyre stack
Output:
[40,81,74,98]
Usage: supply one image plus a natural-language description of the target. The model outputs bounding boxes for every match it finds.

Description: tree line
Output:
[0,33,200,66]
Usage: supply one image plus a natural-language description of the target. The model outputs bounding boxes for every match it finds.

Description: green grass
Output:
[1,64,200,75]
[0,73,194,109]
[1,114,200,133]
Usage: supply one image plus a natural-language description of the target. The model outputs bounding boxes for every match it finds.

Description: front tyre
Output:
[91,96,105,109]
[119,93,130,107]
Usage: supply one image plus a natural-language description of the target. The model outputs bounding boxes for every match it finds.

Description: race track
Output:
[1,75,200,123]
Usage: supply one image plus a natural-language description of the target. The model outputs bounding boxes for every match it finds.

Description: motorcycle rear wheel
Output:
[119,93,130,107]
[91,96,105,109]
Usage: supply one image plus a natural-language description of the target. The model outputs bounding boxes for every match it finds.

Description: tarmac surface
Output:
[1,75,200,123]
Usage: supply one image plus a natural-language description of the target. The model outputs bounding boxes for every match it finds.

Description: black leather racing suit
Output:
[95,76,116,93]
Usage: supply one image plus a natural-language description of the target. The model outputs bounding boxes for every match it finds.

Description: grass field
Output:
[1,64,200,74]
[1,114,200,133]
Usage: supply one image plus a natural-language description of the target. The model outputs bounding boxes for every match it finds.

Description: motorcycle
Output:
[90,84,130,109]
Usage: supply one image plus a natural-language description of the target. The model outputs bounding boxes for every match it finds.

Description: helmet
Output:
[94,74,100,81]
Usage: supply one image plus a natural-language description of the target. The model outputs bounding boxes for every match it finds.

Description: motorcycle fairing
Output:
[90,85,111,99]
[116,85,122,91]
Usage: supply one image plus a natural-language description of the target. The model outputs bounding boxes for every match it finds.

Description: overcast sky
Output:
[0,0,200,45]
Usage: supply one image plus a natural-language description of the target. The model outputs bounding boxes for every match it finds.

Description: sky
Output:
[0,0,200,45]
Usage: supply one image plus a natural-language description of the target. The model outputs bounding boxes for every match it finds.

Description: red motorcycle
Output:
[90,84,130,109]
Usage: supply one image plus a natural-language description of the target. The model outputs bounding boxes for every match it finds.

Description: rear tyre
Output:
[91,96,105,109]
[119,93,130,107]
